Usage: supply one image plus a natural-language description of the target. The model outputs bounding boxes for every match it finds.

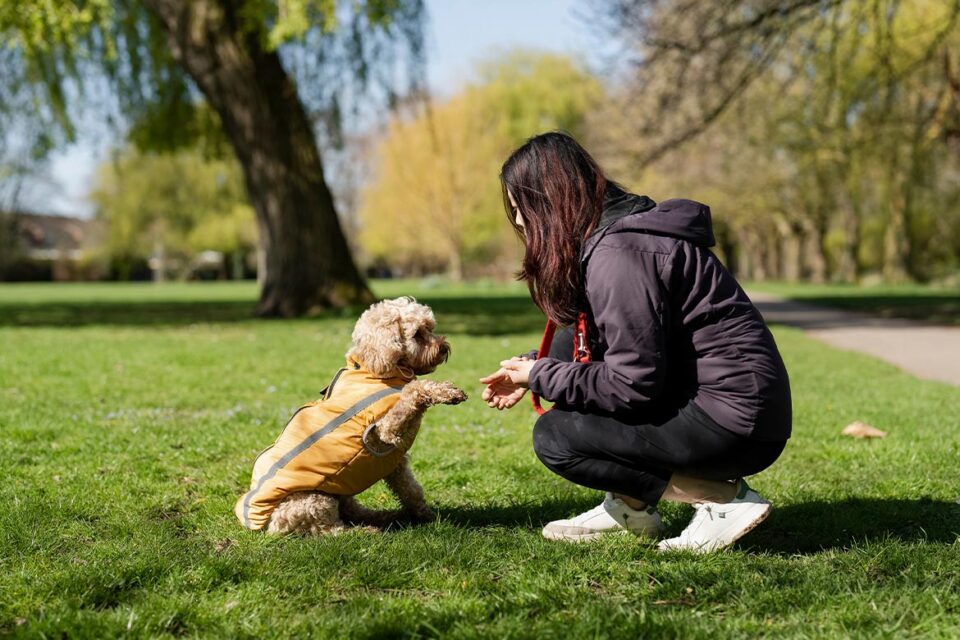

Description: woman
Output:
[480,132,791,552]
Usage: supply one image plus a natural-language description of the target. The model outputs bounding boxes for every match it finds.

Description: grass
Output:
[1,280,959,638]
[749,282,960,325]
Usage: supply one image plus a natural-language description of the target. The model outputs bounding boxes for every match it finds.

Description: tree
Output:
[90,148,256,280]
[596,0,960,283]
[358,51,603,278]
[2,0,426,315]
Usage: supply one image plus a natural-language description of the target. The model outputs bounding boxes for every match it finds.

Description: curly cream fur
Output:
[266,298,465,536]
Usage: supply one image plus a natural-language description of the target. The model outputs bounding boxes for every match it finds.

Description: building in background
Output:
[0,211,105,281]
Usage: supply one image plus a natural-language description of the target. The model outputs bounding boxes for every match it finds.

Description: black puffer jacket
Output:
[528,192,792,441]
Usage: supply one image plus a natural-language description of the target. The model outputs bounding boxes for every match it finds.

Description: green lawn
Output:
[1,281,958,638]
[749,282,960,325]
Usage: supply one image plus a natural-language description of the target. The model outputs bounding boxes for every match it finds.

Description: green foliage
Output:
[90,149,255,276]
[0,280,958,636]
[600,0,960,284]
[476,51,604,145]
[358,51,603,277]
[1,1,424,153]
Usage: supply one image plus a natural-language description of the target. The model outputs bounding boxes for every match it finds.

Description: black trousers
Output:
[531,328,786,505]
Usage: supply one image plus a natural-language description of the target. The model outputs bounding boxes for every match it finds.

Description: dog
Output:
[235,297,466,535]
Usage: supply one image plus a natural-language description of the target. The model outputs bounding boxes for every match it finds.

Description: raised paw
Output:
[421,380,468,406]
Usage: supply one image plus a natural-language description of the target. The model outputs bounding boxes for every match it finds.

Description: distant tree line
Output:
[4,1,959,302]
[590,0,960,283]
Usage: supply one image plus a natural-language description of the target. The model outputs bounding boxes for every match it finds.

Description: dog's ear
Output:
[348,303,405,375]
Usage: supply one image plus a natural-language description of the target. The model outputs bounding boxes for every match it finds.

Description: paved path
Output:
[747,291,960,387]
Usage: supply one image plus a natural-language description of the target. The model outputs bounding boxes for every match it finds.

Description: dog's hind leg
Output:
[384,455,435,523]
[267,491,344,536]
[337,495,404,529]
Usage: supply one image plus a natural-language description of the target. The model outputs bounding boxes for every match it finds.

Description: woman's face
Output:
[508,191,524,229]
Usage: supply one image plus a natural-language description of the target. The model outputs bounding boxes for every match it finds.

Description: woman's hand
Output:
[497,358,535,386]
[479,357,535,410]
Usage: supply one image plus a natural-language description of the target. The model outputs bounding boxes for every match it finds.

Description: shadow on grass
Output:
[0,293,547,334]
[800,295,960,325]
[755,294,960,328]
[746,497,960,553]
[0,299,261,327]
[439,496,959,553]
[439,495,600,530]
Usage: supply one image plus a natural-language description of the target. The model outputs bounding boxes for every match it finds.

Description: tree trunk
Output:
[883,185,911,283]
[713,220,738,277]
[773,215,802,283]
[801,217,828,284]
[447,244,463,282]
[144,0,374,316]
[737,228,768,282]
[834,186,860,283]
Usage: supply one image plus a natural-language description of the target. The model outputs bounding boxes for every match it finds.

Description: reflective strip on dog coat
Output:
[235,358,410,530]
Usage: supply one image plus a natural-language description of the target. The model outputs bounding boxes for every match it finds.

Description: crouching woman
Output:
[480,132,791,552]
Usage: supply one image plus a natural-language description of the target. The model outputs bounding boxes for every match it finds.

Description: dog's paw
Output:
[426,381,467,405]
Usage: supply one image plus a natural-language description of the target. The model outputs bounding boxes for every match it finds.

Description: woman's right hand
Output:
[479,357,529,410]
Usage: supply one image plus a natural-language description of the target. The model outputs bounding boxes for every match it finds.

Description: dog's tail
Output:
[337,496,405,529]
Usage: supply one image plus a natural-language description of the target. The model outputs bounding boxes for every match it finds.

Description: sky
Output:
[32,0,597,218]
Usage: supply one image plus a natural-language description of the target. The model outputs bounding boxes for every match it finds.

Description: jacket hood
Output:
[585,192,716,261]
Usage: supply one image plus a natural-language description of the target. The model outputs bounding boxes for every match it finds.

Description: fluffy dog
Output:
[235,297,466,535]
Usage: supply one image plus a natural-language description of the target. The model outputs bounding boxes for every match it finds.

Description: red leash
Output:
[530,312,592,415]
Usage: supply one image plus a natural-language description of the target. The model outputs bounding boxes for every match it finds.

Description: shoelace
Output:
[680,503,718,541]
[570,503,611,524]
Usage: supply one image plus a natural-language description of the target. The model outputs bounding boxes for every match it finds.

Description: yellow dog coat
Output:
[236,358,411,531]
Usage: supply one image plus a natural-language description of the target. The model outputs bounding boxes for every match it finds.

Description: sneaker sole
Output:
[542,526,663,543]
[658,502,772,553]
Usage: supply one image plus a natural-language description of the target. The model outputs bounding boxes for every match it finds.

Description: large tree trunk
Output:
[144,0,374,316]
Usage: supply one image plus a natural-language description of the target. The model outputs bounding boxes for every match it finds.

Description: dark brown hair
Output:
[500,132,610,325]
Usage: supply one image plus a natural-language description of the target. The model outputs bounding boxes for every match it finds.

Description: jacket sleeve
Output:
[528,244,671,413]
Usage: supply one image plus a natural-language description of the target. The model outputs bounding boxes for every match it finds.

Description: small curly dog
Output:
[235,297,466,535]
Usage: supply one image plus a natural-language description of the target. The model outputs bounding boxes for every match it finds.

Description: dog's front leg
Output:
[375,380,467,449]
[385,455,435,523]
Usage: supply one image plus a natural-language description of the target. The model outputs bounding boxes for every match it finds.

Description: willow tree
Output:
[3,0,425,315]
[359,52,604,279]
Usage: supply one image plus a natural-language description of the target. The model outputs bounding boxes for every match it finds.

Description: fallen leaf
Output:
[214,538,235,553]
[842,421,887,439]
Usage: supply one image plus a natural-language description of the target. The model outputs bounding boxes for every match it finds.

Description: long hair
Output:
[500,132,610,326]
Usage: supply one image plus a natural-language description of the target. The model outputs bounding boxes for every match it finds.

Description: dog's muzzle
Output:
[436,338,451,363]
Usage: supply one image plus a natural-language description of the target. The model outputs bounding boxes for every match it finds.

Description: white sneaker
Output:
[542,493,663,542]
[657,481,771,553]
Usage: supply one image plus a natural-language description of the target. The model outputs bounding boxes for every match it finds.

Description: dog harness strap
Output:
[361,423,397,457]
[240,385,401,529]
[530,312,592,416]
[319,367,347,400]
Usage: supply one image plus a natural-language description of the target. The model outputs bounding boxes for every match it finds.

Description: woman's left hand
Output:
[496,358,535,387]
